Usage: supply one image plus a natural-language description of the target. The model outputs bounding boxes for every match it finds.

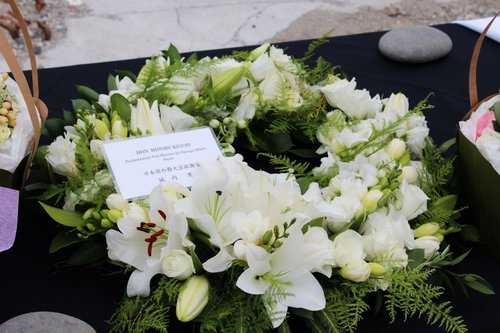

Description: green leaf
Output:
[407,249,425,268]
[39,201,84,227]
[493,101,500,130]
[68,240,107,266]
[63,109,77,125]
[289,148,319,158]
[42,118,65,137]
[462,273,495,295]
[72,98,92,112]
[254,130,294,153]
[49,230,86,253]
[439,138,456,153]
[107,74,118,92]
[76,85,99,102]
[186,52,198,65]
[164,43,181,63]
[188,247,204,274]
[110,93,131,122]
[92,101,107,114]
[459,224,481,243]
[115,69,137,82]
[289,308,314,320]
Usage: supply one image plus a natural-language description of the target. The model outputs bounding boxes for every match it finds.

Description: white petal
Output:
[126,267,161,297]
[284,268,326,311]
[236,267,270,295]
[203,247,235,273]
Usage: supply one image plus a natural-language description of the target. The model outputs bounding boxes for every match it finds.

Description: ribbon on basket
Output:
[0,0,48,252]
[458,11,500,259]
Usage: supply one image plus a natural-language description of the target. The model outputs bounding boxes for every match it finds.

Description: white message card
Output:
[103,127,222,200]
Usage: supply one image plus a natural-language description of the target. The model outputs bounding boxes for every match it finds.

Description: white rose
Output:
[332,229,365,267]
[161,250,195,280]
[123,202,148,221]
[303,227,335,277]
[46,135,77,176]
[231,210,269,244]
[339,259,371,282]
[476,128,500,174]
[414,236,440,258]
[394,180,429,220]
[106,193,128,210]
[159,104,195,133]
[269,46,296,72]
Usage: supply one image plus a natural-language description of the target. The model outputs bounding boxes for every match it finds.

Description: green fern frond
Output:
[385,265,468,333]
[259,153,311,176]
[418,138,455,200]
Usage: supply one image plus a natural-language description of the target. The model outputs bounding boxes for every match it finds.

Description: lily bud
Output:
[99,113,111,129]
[82,208,94,220]
[361,189,383,213]
[176,275,210,322]
[111,117,128,138]
[368,262,387,277]
[212,66,245,98]
[414,223,440,238]
[249,43,270,61]
[386,138,406,160]
[93,119,110,140]
[339,259,371,282]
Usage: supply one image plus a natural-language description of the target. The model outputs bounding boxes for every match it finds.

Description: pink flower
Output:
[476,111,496,140]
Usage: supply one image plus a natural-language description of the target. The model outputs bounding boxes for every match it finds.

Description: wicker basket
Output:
[0,0,47,252]
[457,12,500,258]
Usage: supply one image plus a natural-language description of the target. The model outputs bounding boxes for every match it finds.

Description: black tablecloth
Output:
[1,24,499,332]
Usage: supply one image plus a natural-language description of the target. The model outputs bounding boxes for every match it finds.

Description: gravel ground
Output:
[273,0,499,40]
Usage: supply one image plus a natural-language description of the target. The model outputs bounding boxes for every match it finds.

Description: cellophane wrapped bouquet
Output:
[36,42,492,333]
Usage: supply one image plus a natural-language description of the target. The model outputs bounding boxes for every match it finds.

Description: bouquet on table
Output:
[37,41,492,333]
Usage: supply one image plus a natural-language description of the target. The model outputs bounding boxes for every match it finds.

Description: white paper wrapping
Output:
[0,78,34,173]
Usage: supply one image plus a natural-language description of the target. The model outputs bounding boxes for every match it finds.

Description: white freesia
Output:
[337,155,379,188]
[404,115,429,156]
[339,259,371,282]
[159,104,195,133]
[131,98,165,135]
[62,192,79,211]
[46,135,77,176]
[414,236,441,258]
[401,165,419,184]
[231,210,270,244]
[320,78,382,119]
[269,45,296,72]
[394,179,429,220]
[106,193,128,210]
[384,92,409,117]
[303,227,335,277]
[232,89,259,120]
[95,169,113,187]
[386,138,407,160]
[89,139,104,160]
[249,52,275,82]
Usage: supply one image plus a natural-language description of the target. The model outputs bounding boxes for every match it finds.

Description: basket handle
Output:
[468,11,500,109]
[0,0,48,182]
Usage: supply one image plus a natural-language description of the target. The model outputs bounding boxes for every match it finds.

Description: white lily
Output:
[130,98,165,135]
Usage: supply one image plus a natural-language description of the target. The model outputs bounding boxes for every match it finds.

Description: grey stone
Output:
[378,26,453,64]
[0,312,96,333]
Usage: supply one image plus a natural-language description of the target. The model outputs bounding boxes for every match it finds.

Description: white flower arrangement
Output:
[36,42,492,333]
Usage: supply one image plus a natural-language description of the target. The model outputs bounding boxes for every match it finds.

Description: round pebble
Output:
[378,26,452,64]
[0,312,96,333]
